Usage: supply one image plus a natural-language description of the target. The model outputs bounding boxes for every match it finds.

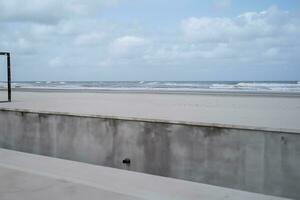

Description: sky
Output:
[0,0,300,81]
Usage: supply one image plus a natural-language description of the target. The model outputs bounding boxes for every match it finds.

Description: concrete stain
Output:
[143,122,171,176]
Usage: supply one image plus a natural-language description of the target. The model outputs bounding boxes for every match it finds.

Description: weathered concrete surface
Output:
[0,109,299,199]
[0,148,289,200]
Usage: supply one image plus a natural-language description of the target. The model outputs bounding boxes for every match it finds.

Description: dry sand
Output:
[1,90,300,131]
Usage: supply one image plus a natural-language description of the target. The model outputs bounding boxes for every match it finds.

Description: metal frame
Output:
[0,52,11,102]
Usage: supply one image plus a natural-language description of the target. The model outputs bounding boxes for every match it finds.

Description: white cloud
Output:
[109,36,149,58]
[0,0,121,24]
[214,0,231,10]
[0,0,67,24]
[74,32,106,46]
[0,3,299,80]
[49,57,64,68]
[263,48,279,58]
[181,17,237,42]
[181,7,293,42]
[99,7,300,67]
[178,6,300,63]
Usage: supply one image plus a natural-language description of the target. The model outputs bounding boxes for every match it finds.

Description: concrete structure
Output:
[0,108,299,199]
[0,148,289,200]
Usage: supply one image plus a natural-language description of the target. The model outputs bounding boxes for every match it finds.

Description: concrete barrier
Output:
[0,109,299,199]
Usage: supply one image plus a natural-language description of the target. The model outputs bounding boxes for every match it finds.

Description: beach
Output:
[1,89,300,198]
[2,1,300,199]
[1,89,300,131]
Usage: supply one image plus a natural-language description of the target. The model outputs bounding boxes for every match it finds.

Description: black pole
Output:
[7,53,11,102]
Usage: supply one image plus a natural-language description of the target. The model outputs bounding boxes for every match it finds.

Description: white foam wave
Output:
[163,82,200,87]
[2,81,300,93]
[236,82,298,87]
[145,82,159,85]
[210,84,236,89]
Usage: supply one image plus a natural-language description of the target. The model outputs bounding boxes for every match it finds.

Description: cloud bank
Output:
[0,1,299,80]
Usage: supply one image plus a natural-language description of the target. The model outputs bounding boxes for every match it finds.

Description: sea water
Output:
[1,81,300,92]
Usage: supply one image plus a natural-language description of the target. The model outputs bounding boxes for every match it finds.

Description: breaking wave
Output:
[1,81,300,92]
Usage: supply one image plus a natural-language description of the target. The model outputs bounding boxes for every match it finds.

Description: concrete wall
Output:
[0,109,299,199]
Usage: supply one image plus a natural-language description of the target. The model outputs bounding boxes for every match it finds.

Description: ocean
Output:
[1,81,300,92]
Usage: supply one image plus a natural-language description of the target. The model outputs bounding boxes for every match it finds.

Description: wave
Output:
[163,82,201,87]
[210,84,236,89]
[2,81,300,93]
[236,82,300,91]
[236,82,298,87]
[144,81,159,86]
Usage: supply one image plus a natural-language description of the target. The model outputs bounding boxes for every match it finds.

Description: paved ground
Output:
[0,148,290,200]
[1,90,300,132]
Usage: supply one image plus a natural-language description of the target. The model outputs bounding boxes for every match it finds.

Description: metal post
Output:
[7,53,11,102]
[0,52,11,102]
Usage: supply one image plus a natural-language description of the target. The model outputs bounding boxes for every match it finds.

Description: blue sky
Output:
[0,0,300,81]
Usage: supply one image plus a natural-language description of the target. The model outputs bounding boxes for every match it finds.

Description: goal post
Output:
[0,52,11,102]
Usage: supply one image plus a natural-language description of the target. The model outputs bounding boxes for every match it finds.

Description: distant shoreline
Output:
[2,88,300,97]
[1,81,300,95]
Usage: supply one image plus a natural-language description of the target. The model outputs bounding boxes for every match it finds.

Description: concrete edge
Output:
[1,107,299,134]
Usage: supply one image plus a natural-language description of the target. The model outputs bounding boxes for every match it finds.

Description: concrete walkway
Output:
[0,148,289,200]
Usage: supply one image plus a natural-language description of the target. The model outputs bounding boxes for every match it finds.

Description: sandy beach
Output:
[1,90,300,131]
